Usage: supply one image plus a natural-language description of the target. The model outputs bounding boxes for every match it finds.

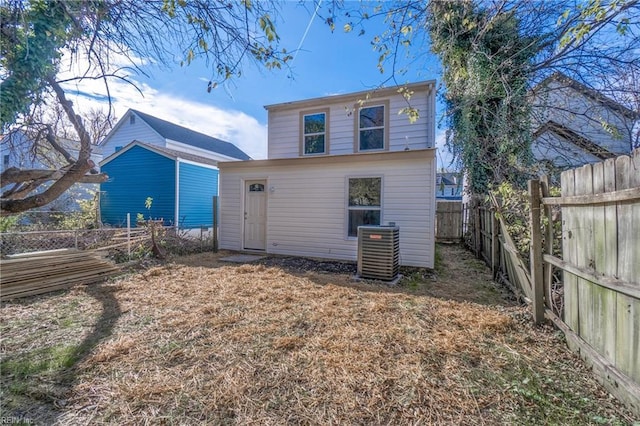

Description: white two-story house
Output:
[218,81,438,268]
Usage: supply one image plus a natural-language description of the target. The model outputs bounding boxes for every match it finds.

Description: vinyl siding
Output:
[267,84,435,159]
[531,81,633,165]
[531,132,604,167]
[178,162,218,228]
[101,117,165,157]
[219,150,436,267]
[100,145,175,226]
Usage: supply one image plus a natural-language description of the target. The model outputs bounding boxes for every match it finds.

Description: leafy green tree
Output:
[1,0,289,215]
[326,0,640,193]
[427,1,538,194]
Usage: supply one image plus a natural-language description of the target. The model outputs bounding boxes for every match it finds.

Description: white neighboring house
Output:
[99,108,251,162]
[0,131,103,212]
[530,73,639,171]
[218,81,438,268]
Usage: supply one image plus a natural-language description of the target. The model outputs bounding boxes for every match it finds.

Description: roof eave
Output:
[264,80,437,112]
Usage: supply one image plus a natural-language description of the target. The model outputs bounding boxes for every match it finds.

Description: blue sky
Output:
[63,2,449,164]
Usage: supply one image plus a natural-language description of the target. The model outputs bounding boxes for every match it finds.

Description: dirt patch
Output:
[1,244,636,424]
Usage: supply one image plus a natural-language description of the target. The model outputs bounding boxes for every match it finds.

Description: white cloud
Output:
[57,50,268,159]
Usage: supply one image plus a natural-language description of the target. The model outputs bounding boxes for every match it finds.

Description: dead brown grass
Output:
[1,244,636,425]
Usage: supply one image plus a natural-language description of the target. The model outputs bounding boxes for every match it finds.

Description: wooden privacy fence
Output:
[466,197,534,304]
[531,150,640,414]
[435,200,464,242]
[466,148,640,415]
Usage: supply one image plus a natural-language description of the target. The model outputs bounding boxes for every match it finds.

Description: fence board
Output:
[561,169,579,332]
[542,187,640,205]
[575,165,596,353]
[602,158,620,366]
[615,154,640,383]
[592,161,617,361]
[499,220,532,301]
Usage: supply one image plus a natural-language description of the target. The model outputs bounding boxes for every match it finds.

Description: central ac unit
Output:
[357,225,400,281]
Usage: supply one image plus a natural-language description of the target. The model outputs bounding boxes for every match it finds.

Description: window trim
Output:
[345,175,383,239]
[353,100,390,153]
[299,108,330,156]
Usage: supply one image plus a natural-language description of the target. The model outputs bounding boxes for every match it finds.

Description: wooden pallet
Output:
[0,249,119,301]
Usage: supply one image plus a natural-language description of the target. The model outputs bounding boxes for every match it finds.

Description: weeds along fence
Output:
[466,148,640,415]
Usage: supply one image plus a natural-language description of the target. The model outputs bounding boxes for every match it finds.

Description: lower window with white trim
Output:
[347,177,381,237]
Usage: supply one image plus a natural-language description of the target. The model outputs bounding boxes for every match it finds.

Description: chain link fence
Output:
[1,226,216,261]
[1,228,125,256]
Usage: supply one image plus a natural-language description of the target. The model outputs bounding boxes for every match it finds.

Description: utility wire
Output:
[291,0,323,65]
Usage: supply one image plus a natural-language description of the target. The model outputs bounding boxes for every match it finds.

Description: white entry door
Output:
[243,180,267,250]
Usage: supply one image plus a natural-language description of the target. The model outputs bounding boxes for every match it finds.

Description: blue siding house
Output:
[100,141,219,228]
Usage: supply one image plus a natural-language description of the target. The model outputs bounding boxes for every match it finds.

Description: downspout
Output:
[175,160,180,229]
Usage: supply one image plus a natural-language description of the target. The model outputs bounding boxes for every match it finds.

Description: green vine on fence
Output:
[491,181,561,264]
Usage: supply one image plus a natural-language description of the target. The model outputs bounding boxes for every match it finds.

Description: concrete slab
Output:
[220,254,265,263]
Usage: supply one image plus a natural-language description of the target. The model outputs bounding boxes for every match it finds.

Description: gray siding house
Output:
[530,73,638,170]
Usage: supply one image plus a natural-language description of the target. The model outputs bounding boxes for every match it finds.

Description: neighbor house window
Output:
[3,154,9,167]
[301,109,329,155]
[347,177,381,237]
[357,103,387,151]
[129,115,135,125]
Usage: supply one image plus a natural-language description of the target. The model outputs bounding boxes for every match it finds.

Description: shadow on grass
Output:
[0,281,122,424]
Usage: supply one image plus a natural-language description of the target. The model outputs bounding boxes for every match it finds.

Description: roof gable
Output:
[130,109,251,160]
[98,109,163,149]
[533,73,638,119]
[100,140,219,167]
[534,120,617,161]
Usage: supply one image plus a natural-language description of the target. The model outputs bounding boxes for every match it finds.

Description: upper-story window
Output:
[301,109,329,155]
[357,101,389,151]
[3,154,9,167]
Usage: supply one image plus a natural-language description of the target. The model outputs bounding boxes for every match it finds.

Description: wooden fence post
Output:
[540,176,554,311]
[474,199,481,257]
[491,209,500,278]
[529,179,545,324]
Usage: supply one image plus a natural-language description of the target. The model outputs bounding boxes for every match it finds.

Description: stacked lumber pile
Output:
[0,249,119,301]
